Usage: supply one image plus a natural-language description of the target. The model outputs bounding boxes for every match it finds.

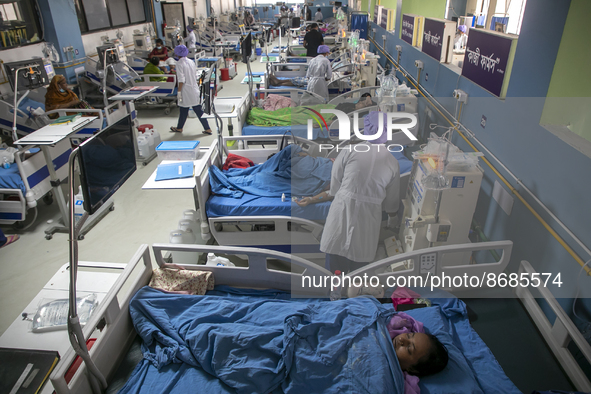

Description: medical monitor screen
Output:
[241,33,252,63]
[3,59,50,92]
[97,45,119,66]
[78,115,136,215]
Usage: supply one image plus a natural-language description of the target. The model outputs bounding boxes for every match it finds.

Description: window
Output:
[0,0,43,50]
[472,0,527,35]
[76,0,147,33]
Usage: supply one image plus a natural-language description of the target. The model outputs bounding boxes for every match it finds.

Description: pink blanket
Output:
[263,94,295,111]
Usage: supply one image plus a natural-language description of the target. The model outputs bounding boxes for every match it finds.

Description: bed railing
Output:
[348,240,513,291]
[251,87,327,105]
[152,243,332,293]
[516,260,591,391]
[49,245,153,394]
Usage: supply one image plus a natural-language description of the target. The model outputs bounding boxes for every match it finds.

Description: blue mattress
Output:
[0,163,26,194]
[0,148,70,194]
[206,194,331,220]
[117,286,520,394]
[242,124,328,139]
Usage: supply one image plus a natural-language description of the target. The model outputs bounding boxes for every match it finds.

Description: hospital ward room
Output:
[0,0,590,393]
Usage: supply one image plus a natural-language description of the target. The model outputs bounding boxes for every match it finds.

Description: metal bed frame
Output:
[191,136,412,259]
[45,242,591,393]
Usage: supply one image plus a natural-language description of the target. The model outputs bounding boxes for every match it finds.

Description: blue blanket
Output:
[122,286,404,394]
[210,145,333,198]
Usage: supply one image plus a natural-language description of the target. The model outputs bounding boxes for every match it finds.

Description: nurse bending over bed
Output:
[297,111,400,273]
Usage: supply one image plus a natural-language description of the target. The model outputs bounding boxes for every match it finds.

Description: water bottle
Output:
[169,230,184,244]
[330,270,342,301]
[137,135,150,158]
[149,127,162,148]
[2,156,10,169]
[145,130,155,153]
[181,209,200,235]
[206,253,235,267]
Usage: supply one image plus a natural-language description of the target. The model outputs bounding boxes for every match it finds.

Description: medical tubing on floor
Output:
[369,36,591,275]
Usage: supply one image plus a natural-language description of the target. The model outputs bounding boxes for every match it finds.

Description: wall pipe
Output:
[368,35,591,275]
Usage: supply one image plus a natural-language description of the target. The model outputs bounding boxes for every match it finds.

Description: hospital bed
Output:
[0,91,128,140]
[265,61,354,95]
[131,73,178,115]
[233,88,327,139]
[0,101,129,226]
[190,137,413,259]
[42,240,591,394]
[0,138,70,226]
[235,87,418,143]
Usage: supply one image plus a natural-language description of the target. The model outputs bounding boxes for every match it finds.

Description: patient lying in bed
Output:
[247,95,375,127]
[210,144,333,198]
[120,286,449,394]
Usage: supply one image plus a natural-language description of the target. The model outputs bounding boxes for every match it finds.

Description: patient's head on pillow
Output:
[355,93,374,110]
[393,332,448,377]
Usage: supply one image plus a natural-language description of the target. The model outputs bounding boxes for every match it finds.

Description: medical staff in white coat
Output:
[170,45,212,135]
[306,45,332,101]
[454,25,468,51]
[297,112,400,273]
[185,26,197,51]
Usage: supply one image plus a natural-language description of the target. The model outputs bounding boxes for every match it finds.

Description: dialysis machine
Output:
[164,25,183,49]
[84,44,139,106]
[133,30,154,58]
[396,139,484,267]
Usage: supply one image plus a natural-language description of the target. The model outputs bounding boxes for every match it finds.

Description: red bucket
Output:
[220,68,230,81]
[138,124,153,133]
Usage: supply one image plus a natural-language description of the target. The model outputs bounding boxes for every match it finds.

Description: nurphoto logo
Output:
[305,109,418,152]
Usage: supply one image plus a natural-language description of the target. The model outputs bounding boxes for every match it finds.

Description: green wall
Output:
[397,0,447,39]
[360,0,368,12]
[400,0,446,18]
[540,0,591,142]
[370,0,377,20]
[380,0,398,9]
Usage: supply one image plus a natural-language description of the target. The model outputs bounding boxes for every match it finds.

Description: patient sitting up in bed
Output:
[143,57,167,82]
[45,75,92,119]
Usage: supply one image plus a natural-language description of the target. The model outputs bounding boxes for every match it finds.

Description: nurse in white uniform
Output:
[306,45,332,101]
[170,45,212,135]
[185,26,197,51]
[454,25,468,51]
[297,112,400,272]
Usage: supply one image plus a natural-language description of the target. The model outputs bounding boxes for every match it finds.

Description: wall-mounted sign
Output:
[401,14,415,45]
[401,14,423,47]
[374,5,379,24]
[461,28,517,97]
[422,17,456,63]
[380,7,389,29]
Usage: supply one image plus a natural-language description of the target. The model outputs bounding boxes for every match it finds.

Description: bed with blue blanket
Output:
[115,284,520,394]
[206,145,333,220]
[206,145,413,220]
